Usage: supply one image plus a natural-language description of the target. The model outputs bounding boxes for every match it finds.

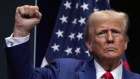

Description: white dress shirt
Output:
[94,59,122,79]
[5,34,123,79]
[5,33,30,47]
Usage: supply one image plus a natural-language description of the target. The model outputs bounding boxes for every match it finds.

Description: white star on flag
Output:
[63,1,72,9]
[65,47,73,55]
[72,18,77,25]
[60,15,68,24]
[80,3,89,11]
[78,17,86,26]
[85,51,90,56]
[93,7,99,12]
[51,43,60,52]
[76,3,79,9]
[95,0,98,2]
[75,47,81,55]
[68,33,75,41]
[107,0,110,3]
[77,32,83,40]
[55,29,64,38]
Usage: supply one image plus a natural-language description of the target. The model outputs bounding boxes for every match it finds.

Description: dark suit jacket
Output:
[5,41,140,79]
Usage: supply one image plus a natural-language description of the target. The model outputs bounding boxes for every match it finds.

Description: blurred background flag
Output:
[35,0,130,71]
[122,53,131,71]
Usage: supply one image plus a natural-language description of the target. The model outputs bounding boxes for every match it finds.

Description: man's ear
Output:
[85,41,93,52]
[124,36,129,50]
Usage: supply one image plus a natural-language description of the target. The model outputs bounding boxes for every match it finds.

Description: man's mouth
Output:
[105,47,117,51]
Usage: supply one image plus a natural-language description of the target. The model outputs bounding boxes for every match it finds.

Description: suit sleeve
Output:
[5,41,60,79]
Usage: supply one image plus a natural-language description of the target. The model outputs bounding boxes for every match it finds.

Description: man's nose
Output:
[106,31,114,43]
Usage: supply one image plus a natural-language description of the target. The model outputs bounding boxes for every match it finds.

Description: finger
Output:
[23,5,30,17]
[29,6,35,17]
[23,5,39,18]
[38,12,42,20]
[28,6,40,17]
[16,6,25,16]
[34,6,39,10]
[34,9,42,20]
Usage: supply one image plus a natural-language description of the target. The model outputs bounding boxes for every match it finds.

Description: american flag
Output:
[39,0,110,66]
[36,0,130,71]
[122,53,131,71]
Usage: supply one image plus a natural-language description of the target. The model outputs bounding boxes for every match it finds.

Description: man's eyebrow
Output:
[111,27,121,31]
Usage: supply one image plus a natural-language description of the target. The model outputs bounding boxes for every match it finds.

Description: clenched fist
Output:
[13,5,42,37]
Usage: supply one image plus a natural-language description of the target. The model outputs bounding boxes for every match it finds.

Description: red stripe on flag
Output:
[123,60,131,71]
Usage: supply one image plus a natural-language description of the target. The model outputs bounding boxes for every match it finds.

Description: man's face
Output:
[86,21,128,60]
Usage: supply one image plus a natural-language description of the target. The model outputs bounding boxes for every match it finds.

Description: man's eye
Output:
[112,30,120,35]
[97,31,106,37]
[98,32,105,35]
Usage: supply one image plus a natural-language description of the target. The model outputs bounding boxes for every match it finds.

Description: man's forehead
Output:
[95,21,122,28]
[94,25,123,33]
[96,25,122,29]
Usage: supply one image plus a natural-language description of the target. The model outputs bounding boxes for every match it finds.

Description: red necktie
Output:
[101,72,114,79]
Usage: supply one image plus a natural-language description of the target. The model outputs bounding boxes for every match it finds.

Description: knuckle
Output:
[16,6,21,11]
[34,6,39,10]
[24,5,29,7]
[39,13,42,17]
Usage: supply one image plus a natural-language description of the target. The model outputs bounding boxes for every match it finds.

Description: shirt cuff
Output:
[5,33,30,47]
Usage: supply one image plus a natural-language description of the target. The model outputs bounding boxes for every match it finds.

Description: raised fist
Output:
[13,5,42,37]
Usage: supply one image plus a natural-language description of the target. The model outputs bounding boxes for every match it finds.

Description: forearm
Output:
[5,35,59,79]
[5,5,44,79]
[5,40,34,79]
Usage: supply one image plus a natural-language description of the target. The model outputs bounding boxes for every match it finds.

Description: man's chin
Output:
[104,52,119,59]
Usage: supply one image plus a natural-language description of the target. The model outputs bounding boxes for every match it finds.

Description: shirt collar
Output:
[94,59,122,79]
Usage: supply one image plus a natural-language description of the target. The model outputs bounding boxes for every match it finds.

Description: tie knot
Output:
[101,72,114,79]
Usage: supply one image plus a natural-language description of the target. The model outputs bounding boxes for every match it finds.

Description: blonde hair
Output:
[84,10,129,42]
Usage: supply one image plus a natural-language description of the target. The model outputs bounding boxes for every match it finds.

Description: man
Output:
[5,5,140,79]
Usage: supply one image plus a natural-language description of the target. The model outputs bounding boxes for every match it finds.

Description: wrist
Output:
[13,29,29,37]
[13,31,29,37]
[13,24,30,37]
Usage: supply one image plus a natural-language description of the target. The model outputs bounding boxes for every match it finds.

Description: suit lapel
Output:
[78,59,132,79]
[78,59,96,79]
[122,66,130,79]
